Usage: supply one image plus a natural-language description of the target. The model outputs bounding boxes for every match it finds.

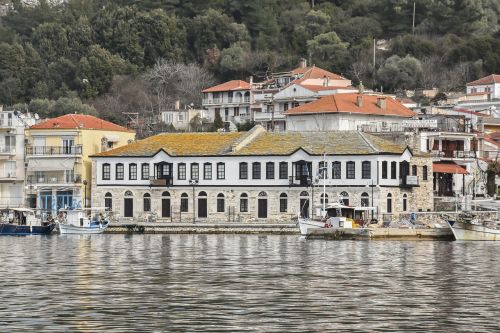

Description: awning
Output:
[27,159,75,171]
[103,134,120,142]
[433,162,469,174]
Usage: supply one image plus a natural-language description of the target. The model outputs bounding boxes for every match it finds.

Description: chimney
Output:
[175,100,180,110]
[299,58,307,68]
[358,81,364,94]
[377,97,386,109]
[323,75,327,87]
[356,95,363,107]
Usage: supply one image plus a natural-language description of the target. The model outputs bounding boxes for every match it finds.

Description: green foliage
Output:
[377,55,423,91]
[28,97,97,118]
[212,110,224,131]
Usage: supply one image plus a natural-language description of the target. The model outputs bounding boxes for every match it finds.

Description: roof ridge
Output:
[358,132,379,153]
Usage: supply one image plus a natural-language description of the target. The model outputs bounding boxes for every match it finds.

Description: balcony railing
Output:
[253,112,286,121]
[0,146,16,154]
[0,119,14,128]
[27,174,82,185]
[149,176,173,187]
[26,145,83,156]
[202,97,250,105]
[432,150,476,158]
[0,171,17,179]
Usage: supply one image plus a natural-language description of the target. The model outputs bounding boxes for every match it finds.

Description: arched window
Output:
[217,193,225,212]
[387,193,393,213]
[340,191,349,206]
[124,190,133,197]
[300,191,309,197]
[180,193,188,212]
[279,193,288,212]
[198,191,207,197]
[104,192,112,210]
[258,191,267,197]
[162,191,170,197]
[320,193,328,204]
[361,192,369,207]
[143,193,151,212]
[240,193,248,212]
[402,194,408,212]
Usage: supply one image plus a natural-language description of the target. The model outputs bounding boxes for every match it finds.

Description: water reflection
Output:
[0,235,499,332]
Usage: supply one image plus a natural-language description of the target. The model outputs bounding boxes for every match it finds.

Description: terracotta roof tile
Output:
[284,93,415,117]
[291,66,344,81]
[433,162,468,174]
[202,80,250,93]
[30,114,132,132]
[466,74,500,86]
[299,84,355,92]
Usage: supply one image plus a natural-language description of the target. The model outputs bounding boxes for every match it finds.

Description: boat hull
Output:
[449,221,500,241]
[0,223,56,235]
[298,218,329,236]
[58,223,108,234]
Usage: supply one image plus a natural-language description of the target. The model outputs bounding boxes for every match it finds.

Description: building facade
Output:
[25,114,135,213]
[0,107,36,207]
[91,126,433,223]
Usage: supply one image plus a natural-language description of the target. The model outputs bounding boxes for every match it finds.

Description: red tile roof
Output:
[466,74,500,86]
[284,93,415,117]
[452,108,490,117]
[30,114,132,132]
[433,162,468,174]
[489,131,500,140]
[291,66,344,81]
[202,80,250,93]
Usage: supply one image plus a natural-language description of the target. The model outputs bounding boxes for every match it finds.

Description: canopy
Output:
[27,159,75,171]
[433,162,468,174]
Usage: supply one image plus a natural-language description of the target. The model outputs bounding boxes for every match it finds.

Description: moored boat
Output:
[447,213,500,241]
[0,208,56,235]
[57,208,110,234]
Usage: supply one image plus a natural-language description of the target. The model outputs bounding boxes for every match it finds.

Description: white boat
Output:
[447,213,500,241]
[57,208,110,234]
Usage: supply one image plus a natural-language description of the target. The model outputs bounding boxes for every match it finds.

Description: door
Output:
[258,199,268,218]
[300,199,309,218]
[198,198,207,218]
[162,198,171,217]
[124,198,134,217]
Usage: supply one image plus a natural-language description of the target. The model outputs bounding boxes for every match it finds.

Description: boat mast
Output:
[322,152,326,217]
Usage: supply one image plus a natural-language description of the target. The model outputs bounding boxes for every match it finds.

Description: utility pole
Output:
[373,38,376,90]
[412,1,416,35]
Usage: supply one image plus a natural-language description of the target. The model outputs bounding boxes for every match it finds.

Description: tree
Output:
[377,55,423,91]
[212,110,224,131]
[307,31,349,70]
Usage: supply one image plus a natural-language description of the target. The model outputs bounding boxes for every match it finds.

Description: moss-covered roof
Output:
[93,129,406,157]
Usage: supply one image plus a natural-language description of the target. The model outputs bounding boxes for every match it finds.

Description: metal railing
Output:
[0,171,17,179]
[26,145,83,156]
[27,174,82,184]
[0,146,16,154]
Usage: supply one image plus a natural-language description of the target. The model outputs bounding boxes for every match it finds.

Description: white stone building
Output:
[285,93,415,132]
[0,107,36,207]
[466,74,500,99]
[91,126,433,223]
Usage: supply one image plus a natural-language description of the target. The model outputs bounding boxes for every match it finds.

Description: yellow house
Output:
[25,114,135,213]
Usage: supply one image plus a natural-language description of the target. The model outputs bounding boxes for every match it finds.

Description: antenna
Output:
[412,1,416,34]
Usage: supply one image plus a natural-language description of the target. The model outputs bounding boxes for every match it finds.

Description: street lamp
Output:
[83,180,88,209]
[189,179,198,223]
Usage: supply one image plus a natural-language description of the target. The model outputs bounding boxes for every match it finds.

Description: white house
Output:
[466,74,500,99]
[0,106,36,207]
[285,93,415,132]
[91,126,433,223]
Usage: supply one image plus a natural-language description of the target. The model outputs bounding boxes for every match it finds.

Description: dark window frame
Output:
[191,163,199,180]
[178,163,186,180]
[382,161,388,179]
[180,193,189,212]
[332,161,341,179]
[204,163,212,180]
[129,163,137,180]
[141,163,149,180]
[423,165,428,181]
[216,162,225,180]
[391,161,397,179]
[279,193,287,212]
[217,193,225,212]
[116,163,124,180]
[252,162,261,179]
[239,162,248,179]
[346,161,355,179]
[266,162,275,179]
[279,162,288,179]
[143,193,151,212]
[361,161,371,179]
[102,163,111,180]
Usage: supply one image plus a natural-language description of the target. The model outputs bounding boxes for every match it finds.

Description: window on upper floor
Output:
[129,163,137,180]
[391,161,397,179]
[346,161,355,179]
[362,161,371,179]
[191,163,199,180]
[102,164,111,180]
[319,161,328,179]
[332,162,341,179]
[178,163,186,180]
[141,163,150,180]
[279,162,288,179]
[116,163,124,180]
[252,162,261,179]
[240,162,248,179]
[412,165,417,176]
[217,162,225,180]
[382,161,388,179]
[204,163,212,180]
[423,166,428,181]
[266,162,275,179]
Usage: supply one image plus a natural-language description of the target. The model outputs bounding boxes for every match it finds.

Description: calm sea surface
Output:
[0,234,499,332]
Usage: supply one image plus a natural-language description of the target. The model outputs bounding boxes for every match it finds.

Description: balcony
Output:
[0,119,14,129]
[0,171,17,181]
[27,174,82,185]
[431,150,476,159]
[202,97,250,106]
[254,112,286,122]
[149,176,173,187]
[26,145,83,156]
[0,146,16,155]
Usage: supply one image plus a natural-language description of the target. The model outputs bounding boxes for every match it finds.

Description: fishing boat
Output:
[57,208,110,234]
[447,212,500,241]
[0,208,56,235]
